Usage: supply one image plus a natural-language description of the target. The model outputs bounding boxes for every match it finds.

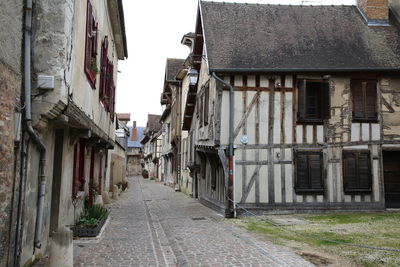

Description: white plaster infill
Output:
[73,214,111,244]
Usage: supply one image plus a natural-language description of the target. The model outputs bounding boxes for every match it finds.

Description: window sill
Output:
[344,189,372,194]
[295,188,324,194]
[352,118,379,123]
[296,119,324,125]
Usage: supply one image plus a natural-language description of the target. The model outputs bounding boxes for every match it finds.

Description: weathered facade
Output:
[141,114,162,180]
[0,0,128,266]
[108,115,130,195]
[0,1,23,266]
[183,0,400,215]
[127,123,144,176]
[160,58,186,189]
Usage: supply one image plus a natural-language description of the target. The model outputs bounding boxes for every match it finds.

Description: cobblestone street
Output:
[74,177,312,266]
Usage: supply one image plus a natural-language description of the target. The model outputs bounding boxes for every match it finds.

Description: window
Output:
[72,139,86,198]
[295,151,324,193]
[297,80,330,123]
[99,36,115,120]
[351,80,377,121]
[84,0,98,88]
[343,151,372,193]
[204,83,209,126]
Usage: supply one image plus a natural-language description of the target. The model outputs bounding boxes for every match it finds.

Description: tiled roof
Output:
[146,114,162,133]
[200,2,400,72]
[166,58,185,81]
[127,126,145,148]
[117,113,131,121]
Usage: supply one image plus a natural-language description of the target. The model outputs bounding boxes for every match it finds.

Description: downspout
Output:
[24,0,47,249]
[211,72,235,218]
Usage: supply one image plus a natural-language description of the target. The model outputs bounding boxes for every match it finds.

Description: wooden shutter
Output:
[297,80,306,121]
[309,153,323,189]
[78,139,86,191]
[343,152,357,190]
[365,82,377,119]
[100,37,108,100]
[296,152,309,189]
[343,151,371,193]
[84,0,93,76]
[351,80,364,118]
[358,152,371,190]
[204,84,209,126]
[322,82,330,120]
[72,143,79,198]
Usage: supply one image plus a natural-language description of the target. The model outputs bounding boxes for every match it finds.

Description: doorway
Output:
[383,151,400,208]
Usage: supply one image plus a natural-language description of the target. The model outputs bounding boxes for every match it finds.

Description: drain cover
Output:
[192,217,206,221]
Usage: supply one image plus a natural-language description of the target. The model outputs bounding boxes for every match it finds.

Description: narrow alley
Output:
[73,177,312,266]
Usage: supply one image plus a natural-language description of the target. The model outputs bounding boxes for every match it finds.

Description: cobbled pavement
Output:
[73,176,313,267]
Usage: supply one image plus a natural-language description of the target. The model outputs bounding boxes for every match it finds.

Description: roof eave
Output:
[210,67,400,74]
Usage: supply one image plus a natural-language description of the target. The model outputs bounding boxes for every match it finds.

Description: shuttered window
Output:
[295,151,324,193]
[351,80,377,121]
[343,151,372,193]
[297,80,330,123]
[84,0,98,88]
[99,36,115,120]
[204,83,209,126]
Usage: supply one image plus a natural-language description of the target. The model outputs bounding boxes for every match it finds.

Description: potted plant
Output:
[72,205,109,237]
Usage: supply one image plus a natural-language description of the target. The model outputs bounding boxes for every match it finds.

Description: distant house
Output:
[141,114,162,180]
[127,122,145,176]
[183,0,400,216]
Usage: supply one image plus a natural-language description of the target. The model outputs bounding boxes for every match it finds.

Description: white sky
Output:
[116,0,356,127]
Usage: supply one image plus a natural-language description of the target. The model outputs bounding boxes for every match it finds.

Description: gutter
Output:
[24,0,47,249]
[117,0,128,58]
[209,67,400,73]
[211,72,234,218]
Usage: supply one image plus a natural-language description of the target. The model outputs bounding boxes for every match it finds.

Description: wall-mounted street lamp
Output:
[188,68,199,86]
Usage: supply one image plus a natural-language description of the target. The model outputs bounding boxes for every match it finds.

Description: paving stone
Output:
[74,176,313,266]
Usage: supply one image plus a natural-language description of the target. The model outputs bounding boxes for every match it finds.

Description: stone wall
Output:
[0,0,23,266]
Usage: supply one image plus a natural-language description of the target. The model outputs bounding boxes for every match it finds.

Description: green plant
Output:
[77,205,109,228]
[142,169,149,178]
[90,59,99,74]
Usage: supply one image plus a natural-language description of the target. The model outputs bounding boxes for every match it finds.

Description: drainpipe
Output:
[211,72,235,218]
[24,0,47,249]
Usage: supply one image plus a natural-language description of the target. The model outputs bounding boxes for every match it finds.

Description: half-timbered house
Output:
[185,0,400,216]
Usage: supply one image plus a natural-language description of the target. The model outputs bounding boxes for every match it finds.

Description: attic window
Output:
[297,80,330,123]
[351,80,377,122]
[84,0,98,88]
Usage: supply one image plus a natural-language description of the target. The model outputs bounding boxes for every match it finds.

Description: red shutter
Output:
[78,139,86,191]
[84,0,96,88]
[100,37,108,100]
[72,143,79,198]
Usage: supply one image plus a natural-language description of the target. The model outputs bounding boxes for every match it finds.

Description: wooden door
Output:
[383,151,400,208]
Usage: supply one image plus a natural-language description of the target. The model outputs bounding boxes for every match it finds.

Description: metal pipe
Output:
[211,72,235,218]
[23,0,47,249]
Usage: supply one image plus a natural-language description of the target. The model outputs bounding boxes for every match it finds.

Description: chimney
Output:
[358,0,389,24]
[133,121,136,128]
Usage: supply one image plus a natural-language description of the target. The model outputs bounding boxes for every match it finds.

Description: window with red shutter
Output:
[343,150,372,193]
[84,0,98,88]
[295,150,324,193]
[351,80,378,121]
